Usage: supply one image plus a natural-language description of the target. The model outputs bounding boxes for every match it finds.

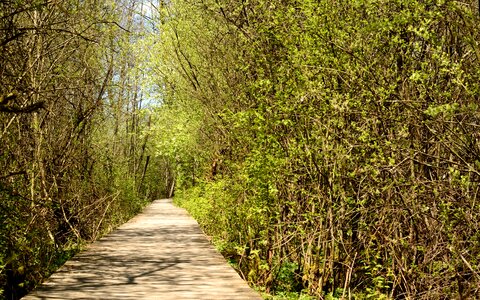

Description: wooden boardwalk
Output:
[24,199,261,299]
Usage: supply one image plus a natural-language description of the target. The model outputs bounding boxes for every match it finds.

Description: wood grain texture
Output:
[24,199,261,299]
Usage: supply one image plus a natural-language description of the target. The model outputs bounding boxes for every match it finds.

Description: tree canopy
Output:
[0,1,164,298]
[150,0,480,298]
[3,0,480,299]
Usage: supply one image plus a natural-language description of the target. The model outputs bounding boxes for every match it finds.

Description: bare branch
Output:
[0,101,45,113]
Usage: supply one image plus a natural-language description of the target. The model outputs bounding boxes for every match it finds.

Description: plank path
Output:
[24,199,261,299]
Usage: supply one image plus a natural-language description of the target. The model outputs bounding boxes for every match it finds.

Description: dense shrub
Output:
[156,0,480,298]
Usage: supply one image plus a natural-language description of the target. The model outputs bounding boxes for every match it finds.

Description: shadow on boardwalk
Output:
[24,199,261,300]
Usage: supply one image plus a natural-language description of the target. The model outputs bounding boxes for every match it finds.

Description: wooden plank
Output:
[23,199,261,299]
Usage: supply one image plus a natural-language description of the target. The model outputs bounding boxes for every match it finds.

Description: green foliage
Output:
[150,0,480,298]
[148,101,204,189]
[0,1,161,298]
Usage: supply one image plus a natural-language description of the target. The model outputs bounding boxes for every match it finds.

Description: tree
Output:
[0,1,162,298]
[151,0,480,298]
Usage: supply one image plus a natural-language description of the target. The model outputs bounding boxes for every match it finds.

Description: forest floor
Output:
[23,199,260,299]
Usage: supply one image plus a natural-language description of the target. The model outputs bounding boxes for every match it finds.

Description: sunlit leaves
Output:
[151,0,480,298]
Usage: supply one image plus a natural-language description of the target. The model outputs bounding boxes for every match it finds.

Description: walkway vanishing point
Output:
[24,199,261,299]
